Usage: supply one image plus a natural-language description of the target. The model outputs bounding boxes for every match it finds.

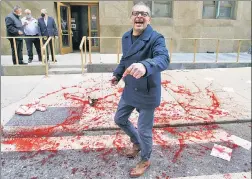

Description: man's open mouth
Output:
[135,21,144,25]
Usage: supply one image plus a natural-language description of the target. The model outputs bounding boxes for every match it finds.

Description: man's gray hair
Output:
[132,1,151,15]
[13,5,21,12]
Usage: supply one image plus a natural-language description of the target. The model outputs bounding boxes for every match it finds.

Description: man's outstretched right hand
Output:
[110,76,119,86]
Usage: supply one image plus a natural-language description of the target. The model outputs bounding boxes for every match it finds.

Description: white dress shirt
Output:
[21,17,39,35]
[44,17,48,26]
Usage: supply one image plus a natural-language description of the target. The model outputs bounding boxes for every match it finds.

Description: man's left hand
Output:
[123,63,146,79]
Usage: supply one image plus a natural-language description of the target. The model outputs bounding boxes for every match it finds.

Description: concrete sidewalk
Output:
[1,52,251,65]
[1,67,251,137]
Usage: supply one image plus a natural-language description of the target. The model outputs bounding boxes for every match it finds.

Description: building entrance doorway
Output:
[57,2,99,54]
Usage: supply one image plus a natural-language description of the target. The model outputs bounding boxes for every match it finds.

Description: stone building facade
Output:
[1,1,251,55]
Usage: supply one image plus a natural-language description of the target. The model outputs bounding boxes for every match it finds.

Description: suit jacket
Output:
[38,16,58,37]
[5,13,24,40]
[113,25,170,109]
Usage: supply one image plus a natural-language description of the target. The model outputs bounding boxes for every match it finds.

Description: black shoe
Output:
[19,61,28,65]
[28,59,33,63]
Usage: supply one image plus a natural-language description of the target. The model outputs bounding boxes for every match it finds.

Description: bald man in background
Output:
[21,9,42,63]
[38,9,58,62]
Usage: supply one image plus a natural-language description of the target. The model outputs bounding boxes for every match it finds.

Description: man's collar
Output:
[125,24,153,41]
[13,13,19,18]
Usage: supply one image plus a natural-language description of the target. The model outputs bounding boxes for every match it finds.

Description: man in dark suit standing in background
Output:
[5,5,27,65]
[38,9,58,62]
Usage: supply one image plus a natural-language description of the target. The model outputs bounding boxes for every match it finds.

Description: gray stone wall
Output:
[1,1,251,55]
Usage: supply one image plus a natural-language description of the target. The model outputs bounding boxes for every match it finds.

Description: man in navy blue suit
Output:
[111,1,170,177]
[38,9,58,62]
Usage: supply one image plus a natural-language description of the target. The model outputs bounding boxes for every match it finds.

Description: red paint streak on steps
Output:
[2,137,60,152]
[113,132,125,153]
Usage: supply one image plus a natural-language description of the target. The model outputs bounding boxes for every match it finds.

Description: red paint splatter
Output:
[213,146,226,153]
[118,88,124,93]
[113,132,125,153]
[220,139,239,150]
[1,78,231,170]
[98,148,114,161]
[156,173,170,179]
[172,139,185,163]
[2,137,60,152]
[224,173,232,179]
[72,168,78,174]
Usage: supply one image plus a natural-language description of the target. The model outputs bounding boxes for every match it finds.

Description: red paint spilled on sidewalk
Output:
[2,136,60,152]
[1,77,232,168]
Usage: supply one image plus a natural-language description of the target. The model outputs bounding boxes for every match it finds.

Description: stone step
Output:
[1,128,231,152]
[48,64,84,68]
[48,68,86,74]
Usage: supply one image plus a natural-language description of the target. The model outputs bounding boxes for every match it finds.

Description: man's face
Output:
[25,11,31,18]
[131,5,151,33]
[41,10,47,17]
[15,8,22,16]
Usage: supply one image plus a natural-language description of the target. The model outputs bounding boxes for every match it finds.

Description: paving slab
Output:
[161,69,251,121]
[1,76,44,108]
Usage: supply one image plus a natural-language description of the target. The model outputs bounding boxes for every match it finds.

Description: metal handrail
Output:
[1,36,46,65]
[79,36,87,74]
[80,36,251,66]
[42,37,53,77]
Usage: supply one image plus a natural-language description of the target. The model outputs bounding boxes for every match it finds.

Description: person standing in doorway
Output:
[111,2,170,178]
[5,5,27,65]
[38,9,58,62]
[21,9,42,63]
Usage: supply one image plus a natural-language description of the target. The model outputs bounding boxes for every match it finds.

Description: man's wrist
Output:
[113,74,121,81]
[139,62,148,77]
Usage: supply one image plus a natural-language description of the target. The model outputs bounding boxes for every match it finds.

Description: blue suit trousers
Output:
[114,97,155,161]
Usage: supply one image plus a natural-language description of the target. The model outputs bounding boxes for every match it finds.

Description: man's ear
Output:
[147,17,151,24]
